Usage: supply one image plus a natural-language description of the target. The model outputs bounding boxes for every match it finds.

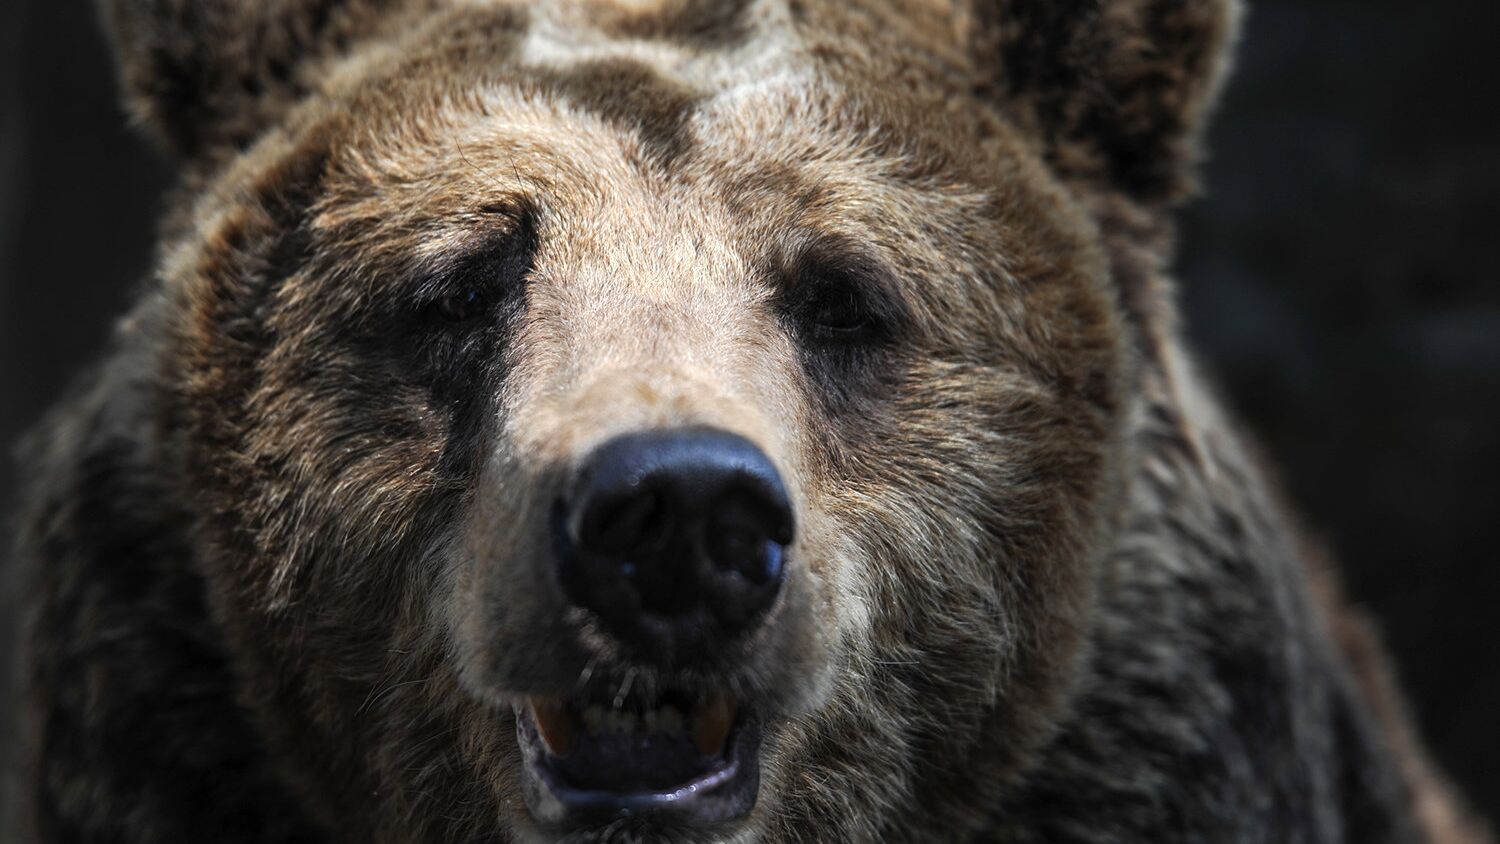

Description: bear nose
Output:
[555,427,794,660]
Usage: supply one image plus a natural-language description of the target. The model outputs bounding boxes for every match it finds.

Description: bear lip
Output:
[514,689,764,830]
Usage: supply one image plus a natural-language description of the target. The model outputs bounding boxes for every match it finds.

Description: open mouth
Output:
[516,685,763,829]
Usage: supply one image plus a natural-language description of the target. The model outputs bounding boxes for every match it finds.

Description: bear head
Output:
[101,0,1238,840]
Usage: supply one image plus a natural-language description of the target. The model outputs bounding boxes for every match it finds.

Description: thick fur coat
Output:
[11,0,1491,841]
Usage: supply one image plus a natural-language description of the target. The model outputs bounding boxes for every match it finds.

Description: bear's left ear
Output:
[968,0,1242,207]
[99,0,406,161]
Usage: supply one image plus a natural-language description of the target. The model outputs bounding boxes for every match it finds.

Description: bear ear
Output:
[99,0,397,160]
[969,0,1242,206]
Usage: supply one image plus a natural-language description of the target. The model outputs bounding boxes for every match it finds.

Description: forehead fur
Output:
[106,0,1238,209]
[234,9,1056,299]
[286,1,1093,289]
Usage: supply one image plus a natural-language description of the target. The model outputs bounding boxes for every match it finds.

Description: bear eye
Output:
[434,288,489,323]
[783,241,900,351]
[806,286,874,341]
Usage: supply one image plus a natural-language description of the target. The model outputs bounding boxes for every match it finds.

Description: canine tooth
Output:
[692,694,736,757]
[529,698,576,756]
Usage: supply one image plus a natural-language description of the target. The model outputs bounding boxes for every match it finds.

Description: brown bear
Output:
[10,0,1492,842]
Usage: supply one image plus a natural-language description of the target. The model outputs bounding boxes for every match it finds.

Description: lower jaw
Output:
[515,706,764,833]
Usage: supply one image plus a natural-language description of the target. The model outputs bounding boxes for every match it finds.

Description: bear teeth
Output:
[530,694,737,757]
[529,698,577,756]
[577,703,688,737]
[536,697,734,747]
[692,693,736,757]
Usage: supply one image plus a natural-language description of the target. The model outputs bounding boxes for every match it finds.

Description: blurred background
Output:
[3,0,1498,825]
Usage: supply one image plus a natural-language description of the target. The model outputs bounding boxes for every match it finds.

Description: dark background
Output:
[3,0,1498,826]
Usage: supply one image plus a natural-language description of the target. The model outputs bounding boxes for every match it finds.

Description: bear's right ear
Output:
[99,0,400,161]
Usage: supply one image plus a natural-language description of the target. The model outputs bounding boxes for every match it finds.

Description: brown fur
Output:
[10,1,1490,842]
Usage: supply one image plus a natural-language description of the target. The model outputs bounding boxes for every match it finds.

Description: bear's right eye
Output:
[435,288,490,323]
[415,207,538,331]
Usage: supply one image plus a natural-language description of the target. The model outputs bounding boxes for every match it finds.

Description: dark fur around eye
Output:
[418,216,538,329]
[382,211,540,422]
[782,247,903,350]
[778,244,907,411]
[392,216,538,481]
[435,288,489,323]
[803,284,878,342]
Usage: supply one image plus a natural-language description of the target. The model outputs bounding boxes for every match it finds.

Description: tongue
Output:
[551,727,727,793]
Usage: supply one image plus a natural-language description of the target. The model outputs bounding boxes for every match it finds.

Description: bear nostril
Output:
[708,533,784,587]
[574,484,671,559]
[705,491,790,585]
[556,427,794,658]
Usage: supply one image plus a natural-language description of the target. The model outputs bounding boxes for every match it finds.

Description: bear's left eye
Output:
[783,242,900,351]
[434,288,489,323]
[805,286,874,341]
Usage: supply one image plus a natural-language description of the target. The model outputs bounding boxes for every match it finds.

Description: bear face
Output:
[153,7,1129,839]
[51,1,1486,843]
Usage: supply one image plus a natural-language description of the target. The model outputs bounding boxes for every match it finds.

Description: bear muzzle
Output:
[512,426,794,831]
